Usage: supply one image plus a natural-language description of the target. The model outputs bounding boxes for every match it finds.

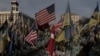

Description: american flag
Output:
[55,15,64,30]
[54,15,64,35]
[35,4,55,26]
[65,16,75,39]
[25,21,37,45]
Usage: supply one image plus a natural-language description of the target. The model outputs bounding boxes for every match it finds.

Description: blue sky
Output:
[0,0,99,22]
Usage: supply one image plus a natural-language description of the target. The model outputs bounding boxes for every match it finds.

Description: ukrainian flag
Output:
[55,30,66,42]
[88,18,97,27]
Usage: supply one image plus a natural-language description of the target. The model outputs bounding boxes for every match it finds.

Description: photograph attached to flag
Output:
[35,4,55,26]
[25,21,37,45]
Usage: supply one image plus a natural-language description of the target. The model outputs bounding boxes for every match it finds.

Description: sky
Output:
[0,0,99,23]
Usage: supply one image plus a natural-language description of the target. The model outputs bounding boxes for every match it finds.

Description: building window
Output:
[16,7,18,11]
[12,7,16,11]
[5,14,7,19]
[7,14,8,19]
[2,14,4,22]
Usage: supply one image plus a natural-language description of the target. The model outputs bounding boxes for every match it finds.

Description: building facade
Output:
[0,0,34,52]
[71,13,80,24]
[71,13,80,33]
[0,0,34,27]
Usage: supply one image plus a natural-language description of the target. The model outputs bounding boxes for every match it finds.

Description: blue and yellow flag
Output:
[63,0,75,39]
[9,30,15,55]
[55,30,66,42]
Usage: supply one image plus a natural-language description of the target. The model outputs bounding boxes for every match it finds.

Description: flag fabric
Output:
[9,30,15,55]
[89,1,99,27]
[94,1,100,23]
[94,1,99,12]
[55,30,66,42]
[25,21,37,45]
[63,13,71,27]
[0,20,8,32]
[35,4,55,26]
[65,23,75,39]
[0,21,10,54]
[64,1,75,39]
[63,0,71,27]
[88,18,97,27]
[0,21,9,53]
[55,15,64,35]
[47,25,55,56]
[91,1,99,19]
[55,15,64,31]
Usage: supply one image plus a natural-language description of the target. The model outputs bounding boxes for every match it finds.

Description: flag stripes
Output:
[36,13,55,22]
[55,15,64,34]
[25,30,37,45]
[35,10,48,18]
[37,13,55,25]
[35,4,55,26]
[55,16,64,30]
